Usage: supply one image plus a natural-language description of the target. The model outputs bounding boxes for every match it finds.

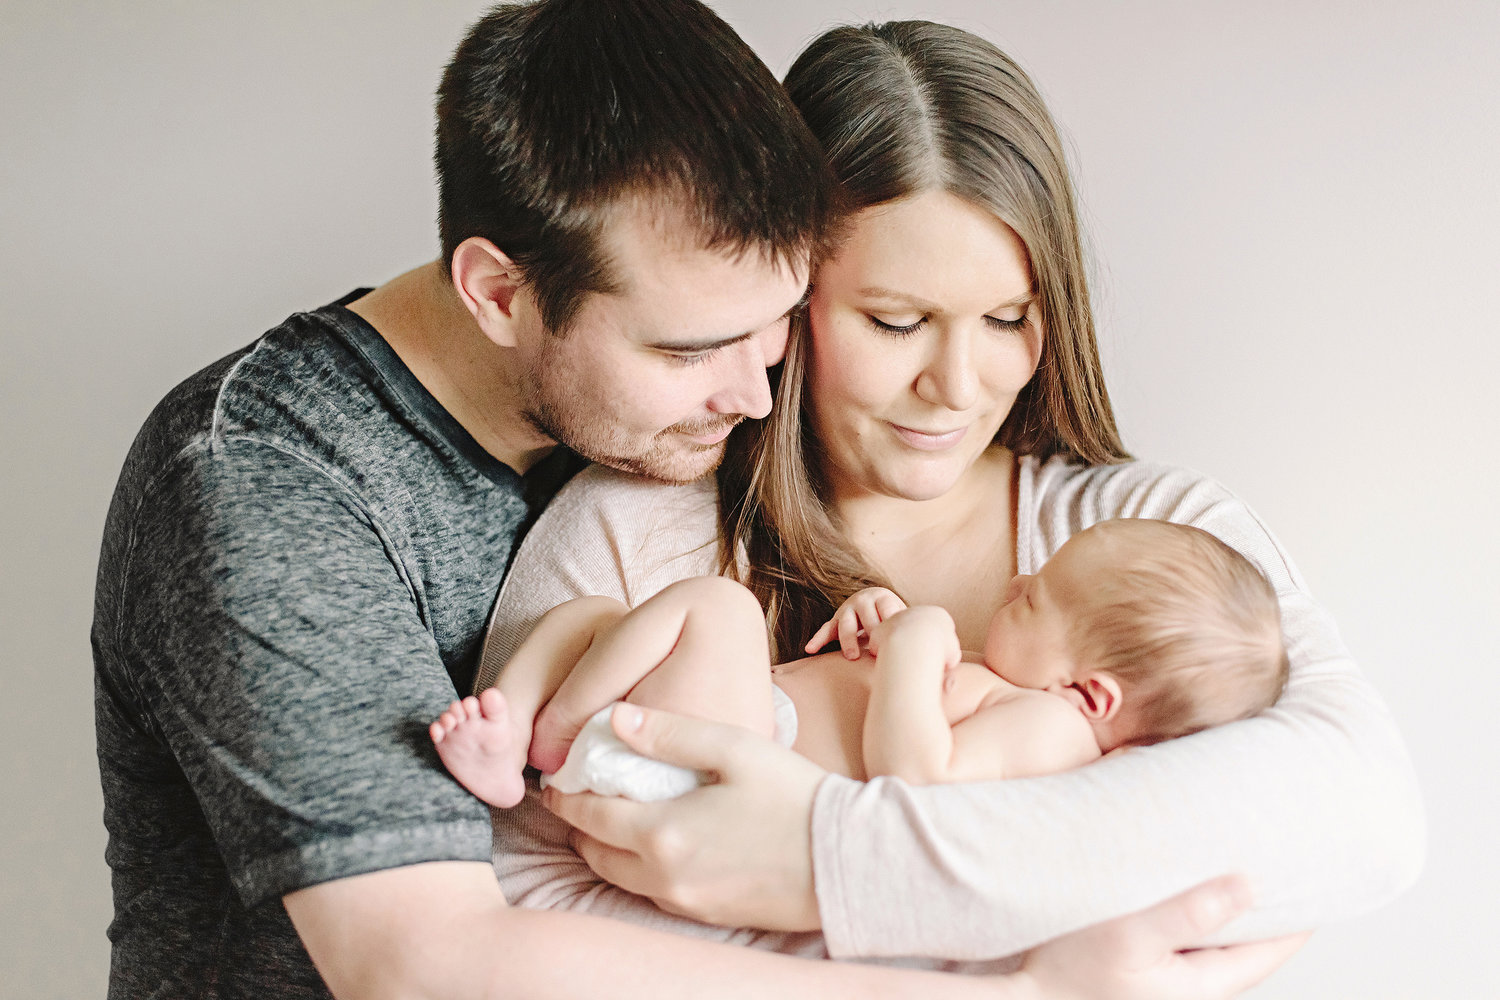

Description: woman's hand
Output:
[1017,875,1311,1000]
[540,703,826,930]
[805,586,908,658]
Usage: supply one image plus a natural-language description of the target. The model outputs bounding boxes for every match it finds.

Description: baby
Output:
[432,518,1289,806]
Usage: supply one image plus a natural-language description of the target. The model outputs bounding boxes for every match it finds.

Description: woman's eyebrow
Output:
[855,286,1036,312]
[856,286,939,310]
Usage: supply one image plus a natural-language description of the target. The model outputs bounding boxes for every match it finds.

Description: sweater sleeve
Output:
[811,458,1425,960]
[476,466,721,690]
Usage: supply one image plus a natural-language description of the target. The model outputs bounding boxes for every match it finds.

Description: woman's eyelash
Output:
[669,352,712,367]
[986,315,1028,333]
[868,315,1029,336]
[867,316,926,336]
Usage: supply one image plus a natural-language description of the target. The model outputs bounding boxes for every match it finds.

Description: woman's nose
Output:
[915,327,979,411]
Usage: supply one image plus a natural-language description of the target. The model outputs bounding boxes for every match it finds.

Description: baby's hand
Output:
[867,606,962,671]
[805,587,908,659]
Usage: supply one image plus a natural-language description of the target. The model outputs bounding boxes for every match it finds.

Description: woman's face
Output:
[806,189,1043,504]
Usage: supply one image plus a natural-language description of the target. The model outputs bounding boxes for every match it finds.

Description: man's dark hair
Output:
[436,0,837,333]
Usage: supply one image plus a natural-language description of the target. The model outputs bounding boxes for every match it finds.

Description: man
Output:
[93,2,1295,997]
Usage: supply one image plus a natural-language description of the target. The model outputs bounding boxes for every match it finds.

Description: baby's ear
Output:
[1076,673,1124,721]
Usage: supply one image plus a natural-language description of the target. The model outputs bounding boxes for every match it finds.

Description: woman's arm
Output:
[806,460,1425,960]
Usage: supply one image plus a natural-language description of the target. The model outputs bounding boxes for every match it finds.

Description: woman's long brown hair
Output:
[719,21,1130,661]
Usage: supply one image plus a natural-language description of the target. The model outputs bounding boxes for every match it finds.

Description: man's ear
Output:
[451,236,527,348]
[1075,673,1124,721]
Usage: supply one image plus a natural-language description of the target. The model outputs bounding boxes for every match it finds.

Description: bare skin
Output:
[432,574,1098,812]
[434,578,776,806]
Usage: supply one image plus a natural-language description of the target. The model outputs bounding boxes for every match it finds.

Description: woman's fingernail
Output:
[615,703,644,732]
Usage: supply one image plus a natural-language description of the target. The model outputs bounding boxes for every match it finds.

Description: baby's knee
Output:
[659,576,762,621]
[558,594,629,628]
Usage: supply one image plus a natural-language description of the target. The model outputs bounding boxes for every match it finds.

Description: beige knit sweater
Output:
[479,455,1424,961]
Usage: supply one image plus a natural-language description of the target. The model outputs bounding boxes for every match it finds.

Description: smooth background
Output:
[3,2,1495,996]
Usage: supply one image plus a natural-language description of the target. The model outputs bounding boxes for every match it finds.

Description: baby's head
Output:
[984,519,1288,752]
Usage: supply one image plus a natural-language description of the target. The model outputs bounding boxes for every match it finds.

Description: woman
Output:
[481,20,1421,964]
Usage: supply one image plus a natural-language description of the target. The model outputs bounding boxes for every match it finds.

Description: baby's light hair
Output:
[1067,519,1288,746]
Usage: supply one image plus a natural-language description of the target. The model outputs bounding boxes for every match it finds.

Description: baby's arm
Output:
[938,695,1102,782]
[860,607,962,784]
[862,607,1100,784]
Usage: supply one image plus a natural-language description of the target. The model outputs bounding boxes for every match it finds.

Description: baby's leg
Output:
[531,576,777,773]
[431,596,627,807]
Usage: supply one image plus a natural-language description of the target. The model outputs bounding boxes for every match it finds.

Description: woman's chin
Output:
[870,471,967,503]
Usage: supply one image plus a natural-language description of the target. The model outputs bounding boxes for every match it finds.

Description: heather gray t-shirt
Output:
[92,292,577,998]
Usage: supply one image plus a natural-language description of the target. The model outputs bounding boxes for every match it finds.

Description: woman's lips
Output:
[891,423,967,450]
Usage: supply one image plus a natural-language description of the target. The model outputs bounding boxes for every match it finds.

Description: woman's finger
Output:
[542,786,655,845]
[566,828,660,897]
[607,703,754,775]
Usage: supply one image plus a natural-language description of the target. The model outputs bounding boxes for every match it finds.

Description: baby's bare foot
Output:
[430,688,527,808]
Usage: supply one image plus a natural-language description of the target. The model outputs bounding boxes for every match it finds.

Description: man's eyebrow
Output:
[644,329,758,353]
[646,289,807,353]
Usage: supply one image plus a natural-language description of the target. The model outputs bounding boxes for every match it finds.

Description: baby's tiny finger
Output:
[805,620,834,653]
[838,612,861,658]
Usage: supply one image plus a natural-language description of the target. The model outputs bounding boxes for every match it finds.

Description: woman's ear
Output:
[1075,673,1124,721]
[451,236,527,348]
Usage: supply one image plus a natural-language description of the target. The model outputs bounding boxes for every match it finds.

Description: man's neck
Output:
[347,262,556,473]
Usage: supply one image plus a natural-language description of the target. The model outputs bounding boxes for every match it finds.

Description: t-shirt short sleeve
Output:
[108,436,492,907]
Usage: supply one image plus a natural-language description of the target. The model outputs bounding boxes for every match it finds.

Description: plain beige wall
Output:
[3,2,1496,996]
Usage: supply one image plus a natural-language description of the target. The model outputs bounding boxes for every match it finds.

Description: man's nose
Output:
[707,328,782,419]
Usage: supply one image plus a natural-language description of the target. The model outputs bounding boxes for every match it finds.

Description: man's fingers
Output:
[1173,932,1312,999]
[1127,875,1255,957]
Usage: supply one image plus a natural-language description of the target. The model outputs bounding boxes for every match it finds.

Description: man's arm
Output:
[286,861,936,1000]
[519,707,1304,1000]
[286,842,1298,1000]
[289,860,1008,1000]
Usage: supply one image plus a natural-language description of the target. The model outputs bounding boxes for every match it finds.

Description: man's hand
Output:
[1018,875,1311,1000]
[805,586,908,658]
[541,703,825,930]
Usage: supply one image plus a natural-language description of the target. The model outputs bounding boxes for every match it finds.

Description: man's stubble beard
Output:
[523,389,739,484]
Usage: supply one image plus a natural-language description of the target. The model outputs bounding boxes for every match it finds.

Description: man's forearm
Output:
[285,861,1017,1000]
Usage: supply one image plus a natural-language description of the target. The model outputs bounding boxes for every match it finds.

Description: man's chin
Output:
[590,439,726,484]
